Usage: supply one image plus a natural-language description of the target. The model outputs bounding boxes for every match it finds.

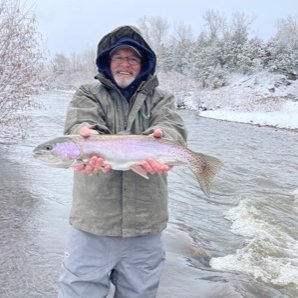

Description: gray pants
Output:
[58,227,165,298]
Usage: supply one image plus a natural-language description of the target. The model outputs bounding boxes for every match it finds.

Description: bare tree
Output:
[166,23,195,75]
[173,23,194,45]
[138,16,170,71]
[230,11,255,45]
[275,15,298,50]
[52,53,71,74]
[203,9,228,44]
[48,49,97,90]
[0,0,45,141]
[81,49,97,73]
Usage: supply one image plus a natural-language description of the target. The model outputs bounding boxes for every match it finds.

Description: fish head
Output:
[33,137,81,168]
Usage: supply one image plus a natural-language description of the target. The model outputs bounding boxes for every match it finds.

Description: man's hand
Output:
[75,127,111,175]
[141,128,172,175]
[79,126,98,138]
[151,128,163,139]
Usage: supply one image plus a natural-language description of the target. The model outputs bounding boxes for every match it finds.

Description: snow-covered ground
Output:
[200,101,298,130]
[185,72,298,130]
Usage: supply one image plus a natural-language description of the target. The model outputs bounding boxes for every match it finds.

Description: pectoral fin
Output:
[130,164,149,179]
[70,159,86,167]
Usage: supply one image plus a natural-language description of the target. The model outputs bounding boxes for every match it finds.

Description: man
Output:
[58,25,187,298]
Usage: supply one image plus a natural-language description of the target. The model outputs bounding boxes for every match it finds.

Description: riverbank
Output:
[180,71,298,131]
[199,100,298,131]
[199,112,298,132]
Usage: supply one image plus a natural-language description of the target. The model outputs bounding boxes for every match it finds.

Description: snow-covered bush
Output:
[0,0,45,140]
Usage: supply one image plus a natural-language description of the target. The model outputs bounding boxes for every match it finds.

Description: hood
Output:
[95,26,156,90]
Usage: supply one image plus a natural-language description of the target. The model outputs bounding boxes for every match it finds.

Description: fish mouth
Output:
[33,151,56,163]
[33,151,43,159]
[33,151,72,168]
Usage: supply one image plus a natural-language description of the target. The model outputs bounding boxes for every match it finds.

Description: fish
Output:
[33,134,222,196]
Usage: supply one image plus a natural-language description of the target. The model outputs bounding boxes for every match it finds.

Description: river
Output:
[0,91,297,298]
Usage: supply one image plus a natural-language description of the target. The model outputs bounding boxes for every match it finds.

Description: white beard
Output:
[113,73,136,88]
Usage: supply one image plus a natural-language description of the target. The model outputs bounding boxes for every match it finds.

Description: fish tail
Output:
[189,152,223,197]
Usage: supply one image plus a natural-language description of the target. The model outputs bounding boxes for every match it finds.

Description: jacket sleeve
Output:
[143,89,187,144]
[64,84,111,135]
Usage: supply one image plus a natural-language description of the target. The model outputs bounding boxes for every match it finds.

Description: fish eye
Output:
[44,144,53,151]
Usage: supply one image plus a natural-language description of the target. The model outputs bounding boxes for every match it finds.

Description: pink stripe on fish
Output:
[53,142,80,160]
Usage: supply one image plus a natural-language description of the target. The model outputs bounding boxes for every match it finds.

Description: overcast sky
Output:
[28,0,298,55]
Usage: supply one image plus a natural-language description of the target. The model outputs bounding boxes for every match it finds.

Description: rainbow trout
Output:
[33,134,222,196]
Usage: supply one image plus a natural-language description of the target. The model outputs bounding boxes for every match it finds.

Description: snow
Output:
[200,101,298,130]
[184,71,298,130]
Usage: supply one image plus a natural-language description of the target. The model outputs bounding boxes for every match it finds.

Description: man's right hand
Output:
[75,127,111,175]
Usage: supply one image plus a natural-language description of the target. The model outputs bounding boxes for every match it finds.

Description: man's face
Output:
[110,48,142,88]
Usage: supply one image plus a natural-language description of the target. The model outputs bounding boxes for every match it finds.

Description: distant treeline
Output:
[49,12,298,89]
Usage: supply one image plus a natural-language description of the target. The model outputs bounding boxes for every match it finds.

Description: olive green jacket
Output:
[64,26,187,237]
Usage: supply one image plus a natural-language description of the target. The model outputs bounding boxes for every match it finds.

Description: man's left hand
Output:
[141,129,172,174]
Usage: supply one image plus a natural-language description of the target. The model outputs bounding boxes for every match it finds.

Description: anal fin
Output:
[130,164,149,179]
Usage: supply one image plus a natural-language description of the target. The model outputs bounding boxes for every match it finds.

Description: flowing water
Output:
[0,91,297,298]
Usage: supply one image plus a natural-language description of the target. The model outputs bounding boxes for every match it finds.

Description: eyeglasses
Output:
[111,55,141,66]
